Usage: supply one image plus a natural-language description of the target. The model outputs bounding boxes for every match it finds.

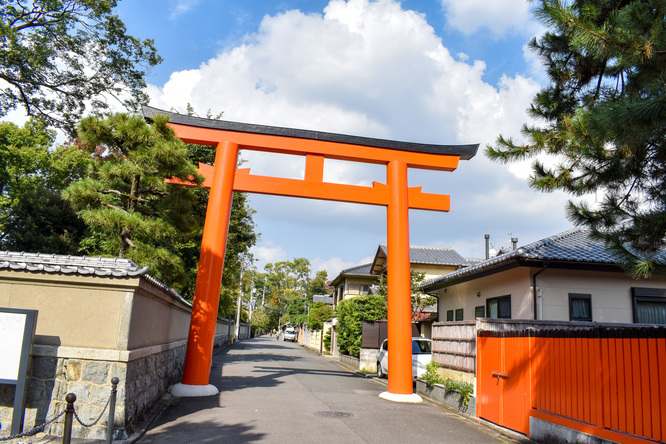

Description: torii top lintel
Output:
[143,106,478,211]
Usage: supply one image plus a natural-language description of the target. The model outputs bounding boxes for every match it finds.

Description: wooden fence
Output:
[431,321,476,373]
[477,320,666,443]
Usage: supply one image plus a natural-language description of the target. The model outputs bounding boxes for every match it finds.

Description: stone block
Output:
[68,382,92,403]
[75,403,103,427]
[27,378,45,399]
[65,360,82,381]
[91,385,112,405]
[82,361,110,384]
[31,357,58,380]
[110,363,127,382]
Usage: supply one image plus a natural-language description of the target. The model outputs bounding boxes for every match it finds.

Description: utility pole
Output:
[234,263,244,341]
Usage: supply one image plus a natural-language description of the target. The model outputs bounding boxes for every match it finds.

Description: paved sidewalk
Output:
[127,336,529,444]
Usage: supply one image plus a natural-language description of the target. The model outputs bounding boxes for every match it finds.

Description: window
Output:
[486,296,511,319]
[569,293,592,321]
[632,288,666,324]
[455,308,463,321]
[475,306,485,318]
[360,285,370,295]
[446,310,453,322]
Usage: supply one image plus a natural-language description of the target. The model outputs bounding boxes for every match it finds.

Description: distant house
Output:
[327,244,471,357]
[369,244,470,281]
[330,263,376,306]
[421,229,666,324]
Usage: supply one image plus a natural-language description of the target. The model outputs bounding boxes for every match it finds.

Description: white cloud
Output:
[147,0,567,272]
[251,241,287,268]
[439,0,540,38]
[169,0,201,20]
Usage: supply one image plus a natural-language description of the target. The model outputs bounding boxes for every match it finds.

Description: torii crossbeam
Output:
[143,106,478,402]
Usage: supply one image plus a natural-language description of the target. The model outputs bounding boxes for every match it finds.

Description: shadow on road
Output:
[141,417,266,443]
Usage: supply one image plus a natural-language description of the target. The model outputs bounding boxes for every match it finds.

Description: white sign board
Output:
[0,312,27,381]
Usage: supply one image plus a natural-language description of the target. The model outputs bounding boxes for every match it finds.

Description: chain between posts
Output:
[0,409,66,441]
[0,377,120,444]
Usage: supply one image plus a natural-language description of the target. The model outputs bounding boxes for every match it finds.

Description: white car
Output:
[376,338,432,380]
[283,327,297,342]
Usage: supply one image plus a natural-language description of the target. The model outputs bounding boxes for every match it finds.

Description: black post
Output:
[106,377,119,443]
[62,393,76,444]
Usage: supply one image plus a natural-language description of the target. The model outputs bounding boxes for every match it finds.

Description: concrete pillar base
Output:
[170,383,219,397]
[379,391,422,403]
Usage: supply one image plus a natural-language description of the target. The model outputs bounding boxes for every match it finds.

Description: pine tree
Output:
[64,113,201,286]
[487,0,666,277]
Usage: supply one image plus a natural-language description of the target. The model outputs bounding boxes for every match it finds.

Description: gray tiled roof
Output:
[0,250,188,301]
[339,263,374,276]
[330,263,375,286]
[313,295,334,305]
[421,228,655,291]
[0,251,150,276]
[377,244,470,267]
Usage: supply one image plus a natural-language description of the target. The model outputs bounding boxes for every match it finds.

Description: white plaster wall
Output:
[536,269,666,323]
[437,266,666,323]
[437,267,533,321]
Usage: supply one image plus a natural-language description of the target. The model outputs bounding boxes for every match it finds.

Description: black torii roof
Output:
[142,105,478,160]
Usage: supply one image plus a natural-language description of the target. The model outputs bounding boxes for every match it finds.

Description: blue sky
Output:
[111,0,574,279]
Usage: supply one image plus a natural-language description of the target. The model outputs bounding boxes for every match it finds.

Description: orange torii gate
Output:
[143,106,477,402]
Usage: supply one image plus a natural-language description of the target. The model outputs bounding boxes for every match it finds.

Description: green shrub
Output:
[334,295,387,358]
[422,361,474,410]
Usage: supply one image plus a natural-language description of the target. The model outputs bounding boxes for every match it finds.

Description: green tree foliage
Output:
[257,258,328,326]
[250,305,273,332]
[306,302,334,330]
[376,270,436,320]
[0,0,161,134]
[0,120,91,253]
[487,0,666,278]
[64,113,201,286]
[335,295,387,357]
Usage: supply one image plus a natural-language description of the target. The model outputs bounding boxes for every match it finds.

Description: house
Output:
[421,228,666,324]
[327,244,471,359]
[330,263,376,306]
[330,244,471,307]
[370,243,470,281]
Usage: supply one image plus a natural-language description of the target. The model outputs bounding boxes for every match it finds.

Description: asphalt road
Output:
[137,336,527,444]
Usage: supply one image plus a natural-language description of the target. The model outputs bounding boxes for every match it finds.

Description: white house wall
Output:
[535,268,666,323]
[437,266,666,323]
[437,267,533,321]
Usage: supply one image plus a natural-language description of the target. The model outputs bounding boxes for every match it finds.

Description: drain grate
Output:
[314,411,353,419]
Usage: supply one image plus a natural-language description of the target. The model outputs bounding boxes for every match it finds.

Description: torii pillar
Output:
[143,106,478,401]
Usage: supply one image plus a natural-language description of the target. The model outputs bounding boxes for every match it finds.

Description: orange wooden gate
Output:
[476,320,666,443]
[477,333,531,435]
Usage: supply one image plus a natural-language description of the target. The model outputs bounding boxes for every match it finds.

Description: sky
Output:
[87,1,578,279]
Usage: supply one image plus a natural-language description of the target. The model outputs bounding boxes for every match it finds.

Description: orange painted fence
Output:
[476,320,666,444]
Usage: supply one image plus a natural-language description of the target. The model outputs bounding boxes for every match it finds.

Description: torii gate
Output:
[143,106,477,402]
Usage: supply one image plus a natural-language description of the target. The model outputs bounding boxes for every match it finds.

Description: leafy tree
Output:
[0,0,161,134]
[306,302,334,330]
[260,258,330,326]
[64,113,201,286]
[250,306,274,332]
[335,295,387,358]
[322,330,331,352]
[0,120,91,253]
[307,269,330,296]
[487,0,666,278]
[376,270,436,321]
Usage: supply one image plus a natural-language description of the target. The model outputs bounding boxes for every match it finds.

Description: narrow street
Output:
[138,336,527,443]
